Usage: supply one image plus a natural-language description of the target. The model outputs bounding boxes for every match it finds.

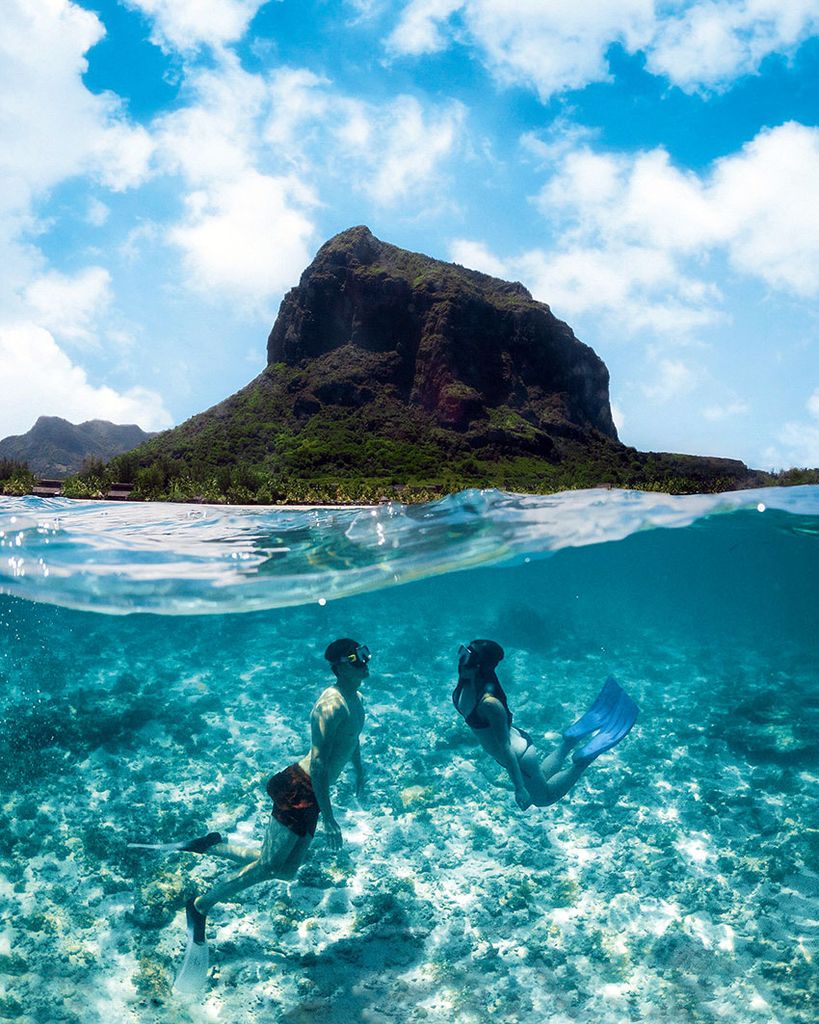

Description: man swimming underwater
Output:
[129,637,369,993]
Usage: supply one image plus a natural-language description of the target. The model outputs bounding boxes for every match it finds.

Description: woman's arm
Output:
[481,697,532,810]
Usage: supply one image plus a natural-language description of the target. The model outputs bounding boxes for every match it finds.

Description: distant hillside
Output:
[104,226,769,502]
[0,417,154,478]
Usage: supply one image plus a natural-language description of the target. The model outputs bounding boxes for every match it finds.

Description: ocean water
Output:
[0,487,817,1024]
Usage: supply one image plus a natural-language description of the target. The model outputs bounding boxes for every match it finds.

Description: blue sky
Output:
[2,0,819,470]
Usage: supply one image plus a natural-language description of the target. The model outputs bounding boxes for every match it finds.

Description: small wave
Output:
[1,486,817,615]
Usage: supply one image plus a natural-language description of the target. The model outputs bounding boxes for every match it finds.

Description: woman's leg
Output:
[519,742,585,807]
[537,735,578,780]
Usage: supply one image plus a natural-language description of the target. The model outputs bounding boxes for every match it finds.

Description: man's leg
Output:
[277,835,313,880]
[209,841,261,866]
[194,818,310,914]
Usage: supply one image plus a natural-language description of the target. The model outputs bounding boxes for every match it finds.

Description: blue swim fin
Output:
[572,684,639,767]
[563,676,622,740]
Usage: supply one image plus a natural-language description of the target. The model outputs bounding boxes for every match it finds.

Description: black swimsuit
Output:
[453,677,534,754]
[453,677,511,728]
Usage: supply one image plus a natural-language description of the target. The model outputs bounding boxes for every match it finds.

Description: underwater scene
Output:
[0,487,817,1024]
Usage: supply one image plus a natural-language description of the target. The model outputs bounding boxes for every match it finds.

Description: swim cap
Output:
[467,639,504,669]
[324,638,361,664]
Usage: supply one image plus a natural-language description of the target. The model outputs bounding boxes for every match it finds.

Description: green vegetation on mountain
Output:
[83,364,759,502]
[0,417,153,479]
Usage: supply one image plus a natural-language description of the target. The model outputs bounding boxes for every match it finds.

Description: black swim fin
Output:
[127,831,222,854]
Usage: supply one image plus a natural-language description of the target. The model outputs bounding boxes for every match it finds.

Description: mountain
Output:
[0,417,154,478]
[267,225,617,447]
[117,226,760,500]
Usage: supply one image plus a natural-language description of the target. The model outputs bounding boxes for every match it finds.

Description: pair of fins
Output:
[564,676,639,767]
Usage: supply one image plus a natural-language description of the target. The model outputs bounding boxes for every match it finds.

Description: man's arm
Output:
[310,693,344,851]
[351,740,365,796]
[482,698,531,810]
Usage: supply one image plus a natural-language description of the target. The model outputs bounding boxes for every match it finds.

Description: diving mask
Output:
[458,643,477,669]
[341,644,371,667]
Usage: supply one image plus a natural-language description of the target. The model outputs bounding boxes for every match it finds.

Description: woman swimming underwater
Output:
[452,640,639,810]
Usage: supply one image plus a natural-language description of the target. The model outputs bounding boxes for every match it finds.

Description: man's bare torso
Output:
[298,685,364,783]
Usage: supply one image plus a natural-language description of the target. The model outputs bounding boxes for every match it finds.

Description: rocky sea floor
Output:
[1,574,817,1024]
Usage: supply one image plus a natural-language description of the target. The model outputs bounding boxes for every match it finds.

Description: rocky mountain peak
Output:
[267,227,617,443]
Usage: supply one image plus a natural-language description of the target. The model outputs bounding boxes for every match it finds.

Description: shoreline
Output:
[2,489,380,510]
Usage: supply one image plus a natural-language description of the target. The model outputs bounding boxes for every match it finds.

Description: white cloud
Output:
[88,119,154,192]
[642,359,698,403]
[610,401,625,433]
[152,57,317,305]
[515,244,705,323]
[702,399,749,421]
[260,70,464,203]
[450,123,819,335]
[24,267,112,346]
[0,2,153,203]
[169,171,316,305]
[648,1,819,92]
[154,57,463,304]
[538,147,721,253]
[387,0,463,55]
[451,236,721,336]
[710,123,819,295]
[387,0,819,97]
[388,0,653,96]
[0,323,172,438]
[345,0,390,19]
[0,1,153,349]
[125,0,273,54]
[769,389,819,468]
[449,239,509,278]
[156,56,267,185]
[365,96,465,204]
[263,68,335,169]
[86,199,111,227]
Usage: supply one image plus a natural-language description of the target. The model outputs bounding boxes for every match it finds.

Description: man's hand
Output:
[323,816,343,851]
[355,767,366,798]
[515,787,532,811]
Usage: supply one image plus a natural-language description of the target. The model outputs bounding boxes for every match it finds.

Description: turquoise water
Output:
[0,488,817,1023]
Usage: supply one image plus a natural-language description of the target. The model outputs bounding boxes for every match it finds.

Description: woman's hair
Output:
[467,639,504,670]
[455,638,512,725]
